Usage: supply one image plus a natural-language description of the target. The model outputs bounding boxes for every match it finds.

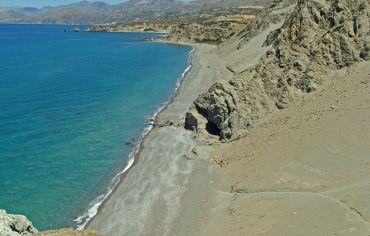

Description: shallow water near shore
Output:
[0,24,191,230]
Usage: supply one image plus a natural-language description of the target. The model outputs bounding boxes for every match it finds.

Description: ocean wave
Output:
[73,45,195,230]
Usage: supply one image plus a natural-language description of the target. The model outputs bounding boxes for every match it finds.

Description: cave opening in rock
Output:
[205,122,221,136]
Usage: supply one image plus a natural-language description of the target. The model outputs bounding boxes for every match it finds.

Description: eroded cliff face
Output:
[0,210,38,236]
[237,0,297,46]
[185,0,370,140]
[166,23,236,44]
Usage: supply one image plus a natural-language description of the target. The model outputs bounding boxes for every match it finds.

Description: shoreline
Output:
[87,42,228,235]
[75,24,268,234]
[75,42,196,230]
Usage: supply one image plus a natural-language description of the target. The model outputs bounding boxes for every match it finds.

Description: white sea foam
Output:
[73,46,195,230]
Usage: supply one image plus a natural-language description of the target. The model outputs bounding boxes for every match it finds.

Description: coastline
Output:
[86,42,231,235]
[74,43,195,229]
[3,0,369,234]
[78,20,283,235]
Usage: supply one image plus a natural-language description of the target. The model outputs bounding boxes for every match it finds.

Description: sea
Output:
[0,24,192,230]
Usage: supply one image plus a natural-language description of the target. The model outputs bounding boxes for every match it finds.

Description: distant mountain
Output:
[41,1,111,12]
[15,7,41,16]
[0,8,27,23]
[121,0,177,8]
[0,0,271,24]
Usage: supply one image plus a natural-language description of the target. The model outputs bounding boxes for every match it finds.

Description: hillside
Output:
[0,8,28,23]
[0,0,270,24]
[88,13,257,44]
[185,0,370,141]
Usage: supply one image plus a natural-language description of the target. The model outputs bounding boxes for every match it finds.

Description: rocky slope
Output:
[0,210,38,236]
[87,9,261,45]
[165,14,255,44]
[185,0,370,140]
[236,0,296,44]
[88,13,257,44]
[166,23,236,44]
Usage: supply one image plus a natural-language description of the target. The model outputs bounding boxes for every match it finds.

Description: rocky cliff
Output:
[185,0,370,140]
[0,210,38,236]
[166,23,236,44]
[165,14,256,44]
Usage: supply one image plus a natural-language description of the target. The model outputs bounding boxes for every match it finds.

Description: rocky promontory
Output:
[165,14,255,44]
[87,13,258,44]
[0,210,38,236]
[0,210,102,236]
[185,0,369,140]
[87,22,173,33]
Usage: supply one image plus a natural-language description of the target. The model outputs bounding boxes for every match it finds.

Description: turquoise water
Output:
[0,24,191,230]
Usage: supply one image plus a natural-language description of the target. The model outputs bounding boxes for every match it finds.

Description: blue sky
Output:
[0,0,192,8]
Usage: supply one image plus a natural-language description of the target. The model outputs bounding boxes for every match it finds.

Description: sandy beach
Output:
[88,9,370,236]
[1,0,368,235]
[87,43,230,235]
[90,44,370,236]
[86,10,289,234]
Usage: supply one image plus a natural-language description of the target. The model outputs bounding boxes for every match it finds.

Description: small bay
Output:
[0,24,191,230]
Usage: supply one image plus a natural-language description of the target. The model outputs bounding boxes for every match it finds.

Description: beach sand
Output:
[87,27,275,233]
[87,43,230,235]
[88,31,370,235]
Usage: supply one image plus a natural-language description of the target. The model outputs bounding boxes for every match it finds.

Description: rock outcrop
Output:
[185,0,370,140]
[0,210,38,236]
[89,13,258,44]
[0,210,103,236]
[87,22,173,33]
[166,14,256,44]
[166,23,235,44]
